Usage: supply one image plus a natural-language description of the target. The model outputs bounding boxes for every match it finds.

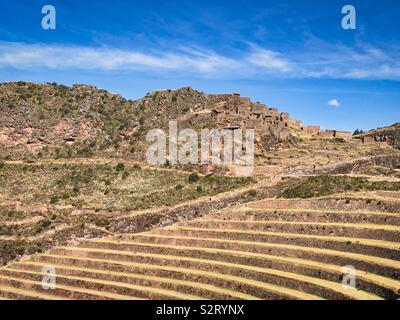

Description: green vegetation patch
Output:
[0,162,255,211]
[280,175,400,199]
[0,240,39,266]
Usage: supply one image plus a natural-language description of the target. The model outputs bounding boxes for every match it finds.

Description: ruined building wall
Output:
[302,125,321,135]
[334,131,352,141]
[177,93,361,144]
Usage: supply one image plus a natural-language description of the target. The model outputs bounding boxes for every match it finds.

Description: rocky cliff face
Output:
[0,82,131,157]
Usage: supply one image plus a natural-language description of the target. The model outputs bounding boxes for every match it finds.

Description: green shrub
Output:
[104,179,111,186]
[122,171,129,179]
[249,190,257,197]
[196,186,203,193]
[50,196,59,204]
[40,219,51,228]
[188,173,200,183]
[204,174,215,182]
[132,164,141,170]
[115,163,125,172]
[175,184,183,190]
[93,218,110,228]
[0,161,4,170]
[35,219,52,234]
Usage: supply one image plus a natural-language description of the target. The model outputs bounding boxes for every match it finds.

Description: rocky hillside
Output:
[0,81,302,161]
[0,82,213,159]
[0,81,132,158]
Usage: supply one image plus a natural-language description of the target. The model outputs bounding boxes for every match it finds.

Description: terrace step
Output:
[0,268,200,300]
[180,220,400,242]
[11,261,257,300]
[247,199,400,213]
[157,226,400,260]
[35,250,326,300]
[33,251,382,300]
[77,237,400,298]
[2,202,399,300]
[218,208,400,225]
[51,243,398,299]
[0,274,136,300]
[0,284,64,300]
[114,234,400,272]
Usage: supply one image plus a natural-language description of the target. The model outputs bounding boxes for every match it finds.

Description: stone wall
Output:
[288,119,303,129]
[318,131,333,138]
[355,129,399,146]
[335,130,352,140]
[319,130,352,140]
[302,125,320,135]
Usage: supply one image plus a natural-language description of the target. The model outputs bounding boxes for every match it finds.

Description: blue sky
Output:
[0,0,399,131]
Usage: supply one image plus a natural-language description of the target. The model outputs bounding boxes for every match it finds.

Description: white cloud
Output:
[0,42,238,75]
[328,99,340,107]
[288,40,400,80]
[246,47,292,73]
[0,40,399,81]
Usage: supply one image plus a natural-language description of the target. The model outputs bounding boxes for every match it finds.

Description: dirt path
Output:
[2,216,44,226]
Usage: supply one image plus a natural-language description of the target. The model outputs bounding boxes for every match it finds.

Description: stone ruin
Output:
[355,132,397,145]
[176,92,353,142]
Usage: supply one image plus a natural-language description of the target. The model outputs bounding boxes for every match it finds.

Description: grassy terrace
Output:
[0,162,254,265]
[280,175,400,199]
[0,162,254,212]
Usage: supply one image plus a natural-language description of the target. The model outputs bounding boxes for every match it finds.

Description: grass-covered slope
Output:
[280,175,400,199]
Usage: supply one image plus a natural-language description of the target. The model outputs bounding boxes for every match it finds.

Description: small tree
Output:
[353,129,364,136]
[188,173,200,183]
[122,171,129,179]
[50,196,59,204]
[175,184,183,190]
[114,163,125,172]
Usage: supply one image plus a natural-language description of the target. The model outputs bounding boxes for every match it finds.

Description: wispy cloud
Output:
[0,40,399,81]
[246,47,292,73]
[328,99,340,107]
[0,42,238,74]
